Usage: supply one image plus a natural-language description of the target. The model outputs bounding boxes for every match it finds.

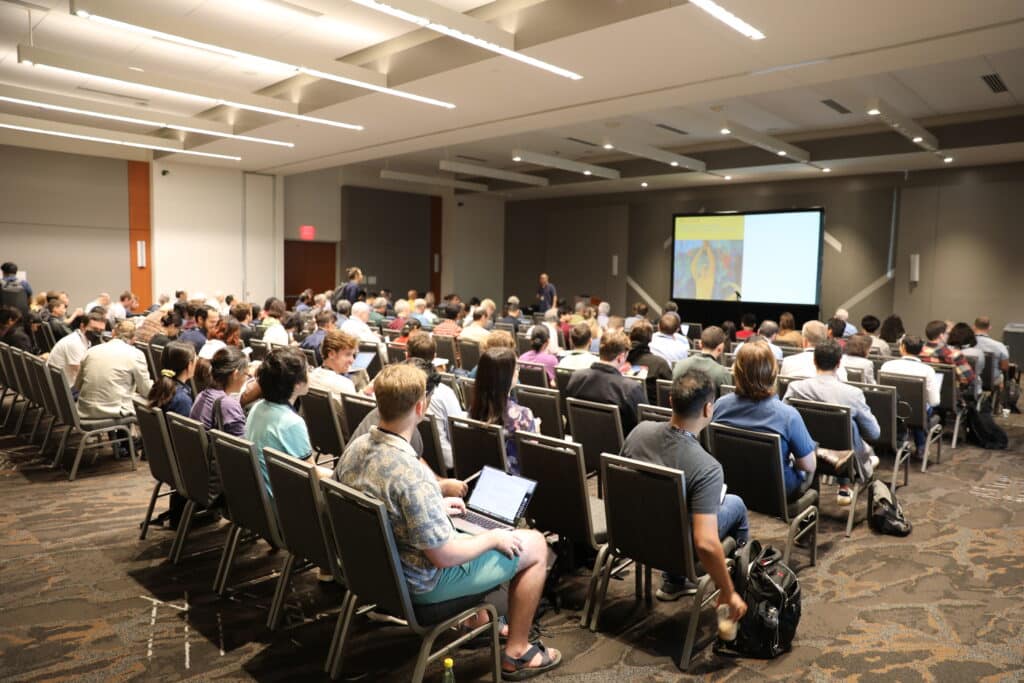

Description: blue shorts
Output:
[412,545,519,605]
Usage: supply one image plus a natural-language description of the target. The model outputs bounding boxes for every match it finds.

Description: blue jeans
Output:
[664,494,749,585]
[911,406,935,453]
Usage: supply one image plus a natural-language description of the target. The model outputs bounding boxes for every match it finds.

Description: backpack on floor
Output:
[965,404,1008,450]
[715,540,801,659]
[867,481,912,536]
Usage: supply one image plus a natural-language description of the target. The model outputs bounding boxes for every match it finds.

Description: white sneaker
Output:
[836,487,853,506]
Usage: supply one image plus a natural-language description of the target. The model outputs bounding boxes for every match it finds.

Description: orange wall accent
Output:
[127,161,153,310]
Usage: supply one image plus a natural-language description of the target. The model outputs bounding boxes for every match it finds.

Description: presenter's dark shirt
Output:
[537,283,557,312]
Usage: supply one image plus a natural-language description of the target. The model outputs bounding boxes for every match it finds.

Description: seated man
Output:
[649,313,690,365]
[431,303,464,338]
[389,299,412,331]
[301,311,336,366]
[369,297,388,326]
[406,332,465,471]
[622,370,750,608]
[735,320,784,361]
[565,330,647,435]
[834,308,857,338]
[779,320,848,381]
[881,335,940,455]
[108,290,136,324]
[557,322,599,370]
[47,310,107,384]
[861,314,891,356]
[335,364,561,679]
[623,302,649,332]
[308,329,359,404]
[919,320,975,390]
[180,305,220,353]
[75,320,153,419]
[46,299,73,340]
[785,339,880,506]
[672,325,733,391]
[842,333,876,384]
[460,306,492,344]
[497,296,525,333]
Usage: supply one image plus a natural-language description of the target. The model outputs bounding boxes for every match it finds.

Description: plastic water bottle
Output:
[716,604,737,641]
[443,657,456,682]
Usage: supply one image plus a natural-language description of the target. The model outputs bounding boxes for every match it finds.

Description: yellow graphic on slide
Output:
[673,216,745,301]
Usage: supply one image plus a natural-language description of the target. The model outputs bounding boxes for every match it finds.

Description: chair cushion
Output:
[787,488,819,518]
[588,496,607,544]
[413,591,489,626]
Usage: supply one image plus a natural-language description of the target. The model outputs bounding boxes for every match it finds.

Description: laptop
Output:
[350,351,377,372]
[452,466,537,535]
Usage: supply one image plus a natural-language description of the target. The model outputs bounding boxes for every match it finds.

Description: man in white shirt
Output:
[308,330,358,407]
[735,321,784,361]
[107,291,136,324]
[407,332,465,470]
[650,313,690,364]
[780,320,847,381]
[460,307,492,344]
[84,292,110,314]
[341,301,386,361]
[262,300,290,347]
[74,320,152,419]
[47,310,107,384]
[558,323,599,371]
[880,335,940,455]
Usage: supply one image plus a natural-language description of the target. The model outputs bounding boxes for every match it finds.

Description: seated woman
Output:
[394,318,422,345]
[245,346,312,494]
[776,312,803,347]
[199,318,241,360]
[190,346,249,437]
[0,306,34,351]
[149,310,183,348]
[147,340,197,526]
[712,340,816,501]
[842,333,877,384]
[469,347,538,475]
[518,325,558,385]
[626,320,672,404]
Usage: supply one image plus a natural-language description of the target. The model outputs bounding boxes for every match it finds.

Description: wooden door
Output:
[284,241,337,307]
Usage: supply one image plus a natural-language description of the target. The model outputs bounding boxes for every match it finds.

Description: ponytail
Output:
[528,324,549,353]
[147,340,195,408]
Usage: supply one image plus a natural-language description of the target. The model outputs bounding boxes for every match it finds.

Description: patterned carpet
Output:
[1,405,1022,682]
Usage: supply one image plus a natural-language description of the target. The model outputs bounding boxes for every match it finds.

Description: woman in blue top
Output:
[245,346,312,495]
[712,340,817,500]
[470,347,538,475]
[146,340,197,528]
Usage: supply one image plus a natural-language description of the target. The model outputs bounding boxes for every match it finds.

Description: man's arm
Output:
[925,372,941,407]
[692,513,746,620]
[423,529,520,568]
[853,393,880,442]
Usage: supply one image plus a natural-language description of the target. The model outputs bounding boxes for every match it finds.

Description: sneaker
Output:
[655,579,698,601]
[869,454,880,471]
[836,487,852,507]
[317,568,334,583]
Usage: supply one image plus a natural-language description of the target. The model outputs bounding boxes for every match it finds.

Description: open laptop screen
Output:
[351,351,377,371]
[467,466,537,525]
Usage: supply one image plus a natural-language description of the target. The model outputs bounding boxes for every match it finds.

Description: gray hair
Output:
[598,301,610,316]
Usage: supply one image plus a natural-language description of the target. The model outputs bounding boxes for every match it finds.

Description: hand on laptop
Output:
[443,497,466,517]
[440,478,468,498]
[490,529,523,558]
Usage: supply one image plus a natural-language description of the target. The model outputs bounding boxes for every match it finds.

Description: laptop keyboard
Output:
[461,510,507,530]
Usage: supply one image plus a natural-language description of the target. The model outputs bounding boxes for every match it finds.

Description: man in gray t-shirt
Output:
[620,370,749,616]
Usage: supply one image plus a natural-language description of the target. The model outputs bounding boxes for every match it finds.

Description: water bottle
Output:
[442,657,456,683]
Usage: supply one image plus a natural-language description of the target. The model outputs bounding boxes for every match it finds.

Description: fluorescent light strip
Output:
[0,94,294,147]
[350,0,582,80]
[0,121,241,160]
[689,0,765,40]
[76,9,456,109]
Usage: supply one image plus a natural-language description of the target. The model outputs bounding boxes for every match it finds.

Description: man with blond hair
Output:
[335,363,561,679]
[779,320,847,381]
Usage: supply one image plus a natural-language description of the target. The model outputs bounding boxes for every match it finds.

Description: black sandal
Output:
[501,641,561,681]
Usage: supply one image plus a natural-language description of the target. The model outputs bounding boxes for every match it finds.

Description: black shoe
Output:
[655,579,698,601]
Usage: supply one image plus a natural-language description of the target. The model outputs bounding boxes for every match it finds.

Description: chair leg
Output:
[326,591,358,679]
[140,481,162,540]
[679,575,714,672]
[267,553,296,631]
[846,482,861,538]
[488,604,502,682]
[170,500,196,564]
[125,426,138,471]
[951,410,963,449]
[634,561,643,601]
[580,544,609,629]
[589,552,616,632]
[68,433,91,481]
[39,418,54,455]
[28,406,43,443]
[214,523,243,595]
[51,426,70,469]
[645,565,653,606]
[891,444,908,491]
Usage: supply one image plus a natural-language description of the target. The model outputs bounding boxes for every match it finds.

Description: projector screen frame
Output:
[669,208,826,307]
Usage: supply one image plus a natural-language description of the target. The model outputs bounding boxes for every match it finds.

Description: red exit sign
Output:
[299,224,316,241]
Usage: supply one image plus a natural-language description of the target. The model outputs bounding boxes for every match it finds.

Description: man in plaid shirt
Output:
[920,320,976,388]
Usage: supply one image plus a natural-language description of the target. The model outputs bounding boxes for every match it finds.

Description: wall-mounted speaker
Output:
[909,253,920,283]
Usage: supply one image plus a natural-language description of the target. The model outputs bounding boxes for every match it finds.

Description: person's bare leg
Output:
[504,529,560,668]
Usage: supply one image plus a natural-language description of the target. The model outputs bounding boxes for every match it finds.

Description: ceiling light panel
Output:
[380,169,487,192]
[439,159,548,186]
[689,0,765,40]
[721,120,811,163]
[511,149,620,179]
[609,139,706,172]
[864,97,938,151]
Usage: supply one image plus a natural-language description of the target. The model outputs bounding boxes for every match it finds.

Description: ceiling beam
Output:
[380,169,488,192]
[439,159,548,186]
[511,148,620,179]
[604,139,706,173]
[720,120,811,163]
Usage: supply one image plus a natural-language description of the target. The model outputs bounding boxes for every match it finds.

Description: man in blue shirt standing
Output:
[535,272,557,313]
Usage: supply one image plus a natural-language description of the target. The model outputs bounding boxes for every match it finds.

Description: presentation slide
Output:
[671,210,823,305]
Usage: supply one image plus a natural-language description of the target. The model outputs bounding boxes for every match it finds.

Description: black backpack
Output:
[715,541,801,659]
[0,278,28,317]
[965,403,1008,450]
[867,481,912,536]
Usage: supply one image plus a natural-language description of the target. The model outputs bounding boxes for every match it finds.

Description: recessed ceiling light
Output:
[512,155,522,162]
[641,181,648,188]
[777,150,787,156]
[723,175,732,180]
[602,143,614,150]
[583,170,592,176]
[943,156,954,163]
[867,108,881,116]
[822,167,831,173]
[912,136,923,143]
[720,127,731,135]
[670,161,680,167]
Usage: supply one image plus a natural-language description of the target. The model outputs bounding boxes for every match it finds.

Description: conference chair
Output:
[448,416,508,481]
[264,449,338,630]
[787,398,867,536]
[340,394,376,442]
[720,384,735,395]
[33,325,54,354]
[566,398,623,494]
[845,366,865,383]
[381,328,402,342]
[682,322,702,342]
[721,352,736,367]
[494,321,515,334]
[516,361,549,388]
[457,338,481,371]
[208,431,286,596]
[6,348,39,440]
[655,379,673,408]
[164,413,223,564]
[134,401,184,540]
[386,342,407,365]
[249,339,269,363]
[516,432,605,609]
[638,403,671,422]
[40,323,57,352]
[437,372,460,406]
[46,364,138,482]
[135,340,158,382]
[589,454,735,672]
[301,388,346,466]
[302,347,318,368]
[515,334,532,356]
[0,344,31,435]
[846,381,910,490]
[433,335,457,369]
[514,384,564,439]
[150,344,166,374]
[26,355,60,454]
[708,423,818,567]
[554,367,576,397]
[932,363,966,448]
[319,478,501,682]
[781,346,803,358]
[980,351,996,412]
[358,341,383,379]
[417,415,447,477]
[879,372,942,474]
[776,375,795,399]
[455,376,476,412]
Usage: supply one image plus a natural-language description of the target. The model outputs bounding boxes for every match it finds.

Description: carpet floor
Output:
[1,406,1022,682]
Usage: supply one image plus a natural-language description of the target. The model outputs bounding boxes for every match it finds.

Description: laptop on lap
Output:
[452,466,537,535]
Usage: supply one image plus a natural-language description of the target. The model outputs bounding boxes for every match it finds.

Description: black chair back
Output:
[601,453,694,579]
[566,398,623,474]
[655,379,672,408]
[879,372,928,429]
[302,347,317,367]
[250,339,269,362]
[682,322,702,341]
[933,363,958,412]
[845,366,864,383]
[302,388,346,458]
[341,394,376,441]
[265,449,331,570]
[638,403,672,422]
[494,322,515,334]
[135,401,182,490]
[135,341,157,382]
[386,343,407,364]
[150,344,165,373]
[41,323,57,351]
[209,430,283,545]
[515,334,532,356]
[34,326,53,353]
[787,398,853,450]
[456,377,476,411]
[846,381,898,453]
[554,367,575,397]
[165,413,216,507]
[981,352,995,392]
[27,355,59,419]
[433,335,457,368]
[47,364,79,429]
[514,385,563,439]
[776,375,795,399]
[457,339,481,371]
[516,432,595,545]
[448,416,507,480]
[417,416,447,477]
[517,362,548,388]
[708,423,789,521]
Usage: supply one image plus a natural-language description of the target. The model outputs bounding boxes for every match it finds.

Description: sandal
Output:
[460,615,508,647]
[501,641,562,681]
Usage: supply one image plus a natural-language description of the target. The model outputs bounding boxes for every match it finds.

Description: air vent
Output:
[655,123,689,136]
[564,136,599,147]
[455,154,487,163]
[820,98,851,114]
[981,73,1008,93]
[76,86,149,106]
